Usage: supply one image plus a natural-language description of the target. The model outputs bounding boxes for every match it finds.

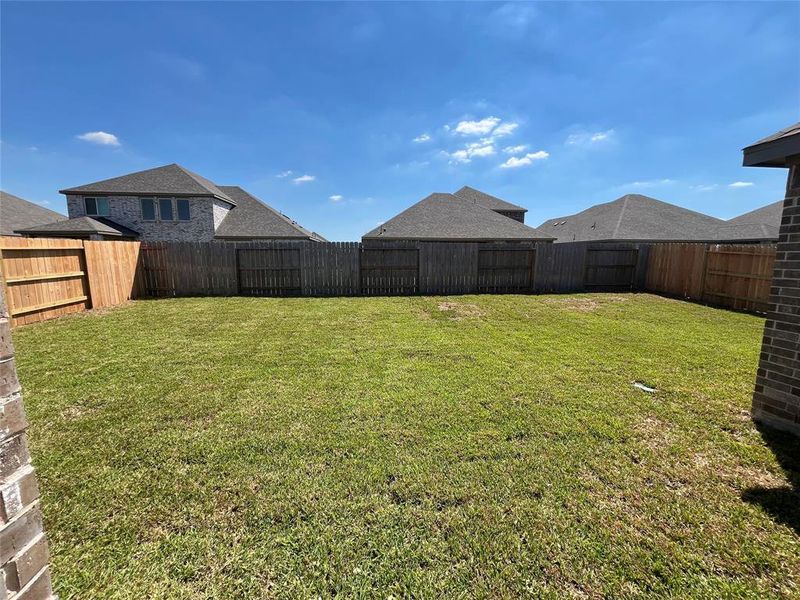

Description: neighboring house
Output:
[539,194,725,243]
[452,186,528,223]
[713,200,783,243]
[363,189,553,243]
[15,164,324,242]
[0,190,65,236]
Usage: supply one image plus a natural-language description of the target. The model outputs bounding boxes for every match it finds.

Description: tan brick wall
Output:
[0,286,54,599]
[752,159,800,436]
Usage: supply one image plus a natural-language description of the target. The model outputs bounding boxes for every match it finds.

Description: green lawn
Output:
[12,294,800,598]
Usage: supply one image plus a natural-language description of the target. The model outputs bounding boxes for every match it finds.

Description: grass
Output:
[11,293,800,599]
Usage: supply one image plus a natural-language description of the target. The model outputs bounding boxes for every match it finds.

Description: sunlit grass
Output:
[12,293,799,598]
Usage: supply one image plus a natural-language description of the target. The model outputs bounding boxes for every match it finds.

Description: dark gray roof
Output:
[713,222,779,243]
[59,164,236,205]
[742,122,800,168]
[711,200,783,242]
[728,200,783,226]
[1,191,66,236]
[16,216,139,238]
[214,186,325,241]
[363,193,554,241]
[453,186,527,213]
[539,194,725,243]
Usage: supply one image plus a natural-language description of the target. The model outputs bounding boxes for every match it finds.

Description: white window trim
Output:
[140,197,191,222]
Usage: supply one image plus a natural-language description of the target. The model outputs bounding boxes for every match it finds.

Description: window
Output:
[85,197,109,216]
[176,198,190,221]
[159,197,174,221]
[141,198,156,221]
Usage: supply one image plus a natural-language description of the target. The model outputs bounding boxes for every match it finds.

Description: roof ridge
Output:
[611,195,630,239]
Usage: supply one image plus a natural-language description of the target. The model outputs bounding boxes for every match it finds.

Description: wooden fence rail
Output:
[0,236,143,326]
[0,237,779,326]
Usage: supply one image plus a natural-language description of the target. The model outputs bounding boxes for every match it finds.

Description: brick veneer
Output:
[752,159,800,435]
[0,286,55,598]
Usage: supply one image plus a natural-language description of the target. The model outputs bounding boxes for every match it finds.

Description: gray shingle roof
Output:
[363,193,553,241]
[713,222,779,243]
[214,186,325,241]
[59,164,237,205]
[1,191,66,236]
[15,216,139,238]
[728,200,783,226]
[745,122,800,148]
[452,186,527,213]
[539,194,725,243]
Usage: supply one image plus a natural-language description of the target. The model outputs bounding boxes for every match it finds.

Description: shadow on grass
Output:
[742,421,800,535]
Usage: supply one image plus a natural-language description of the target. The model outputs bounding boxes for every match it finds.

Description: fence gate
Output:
[584,246,639,290]
[477,245,535,293]
[236,247,302,296]
[360,245,419,295]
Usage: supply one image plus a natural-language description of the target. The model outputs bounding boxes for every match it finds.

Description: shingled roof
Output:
[742,121,800,168]
[215,186,326,241]
[363,193,553,242]
[539,194,725,243]
[59,164,237,205]
[712,199,784,243]
[16,216,138,238]
[1,191,65,236]
[452,186,527,213]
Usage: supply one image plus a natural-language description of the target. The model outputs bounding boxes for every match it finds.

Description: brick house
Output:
[16,164,324,242]
[742,122,800,436]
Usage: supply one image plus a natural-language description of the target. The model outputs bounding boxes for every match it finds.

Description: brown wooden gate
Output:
[477,245,535,293]
[236,247,302,296]
[584,246,639,290]
[360,245,419,295]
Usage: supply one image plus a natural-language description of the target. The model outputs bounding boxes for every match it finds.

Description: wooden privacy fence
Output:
[646,243,776,313]
[0,236,143,326]
[139,240,651,298]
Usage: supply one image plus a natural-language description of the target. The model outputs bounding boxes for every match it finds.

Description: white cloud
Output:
[503,144,528,154]
[729,181,754,188]
[500,150,549,169]
[690,184,719,192]
[329,194,343,202]
[76,131,120,146]
[413,133,431,143]
[276,170,293,178]
[446,140,496,164]
[492,122,519,137]
[455,117,501,136]
[293,174,316,184]
[624,178,675,188]
[566,129,615,146]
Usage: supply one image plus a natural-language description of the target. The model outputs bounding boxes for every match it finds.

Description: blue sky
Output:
[1,2,798,241]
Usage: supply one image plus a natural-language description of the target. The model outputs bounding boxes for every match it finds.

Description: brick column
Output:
[753,159,800,435]
[0,286,55,598]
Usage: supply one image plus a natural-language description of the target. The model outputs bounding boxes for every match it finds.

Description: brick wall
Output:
[752,159,800,435]
[0,287,54,598]
[66,194,227,242]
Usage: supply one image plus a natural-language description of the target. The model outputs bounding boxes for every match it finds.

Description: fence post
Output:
[0,283,56,598]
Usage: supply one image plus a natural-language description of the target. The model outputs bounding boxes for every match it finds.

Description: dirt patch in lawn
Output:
[437,301,485,320]
[544,296,628,312]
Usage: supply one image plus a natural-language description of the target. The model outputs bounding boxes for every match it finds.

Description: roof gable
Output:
[214,186,325,240]
[540,194,724,242]
[727,200,783,226]
[1,190,66,236]
[453,186,527,212]
[59,164,236,205]
[363,193,553,241]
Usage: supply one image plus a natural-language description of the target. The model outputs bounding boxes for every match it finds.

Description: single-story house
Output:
[363,188,553,243]
[0,190,65,236]
[713,200,783,243]
[539,194,725,243]
[741,120,800,436]
[15,164,325,242]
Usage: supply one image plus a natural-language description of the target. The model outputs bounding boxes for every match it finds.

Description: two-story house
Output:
[16,163,325,242]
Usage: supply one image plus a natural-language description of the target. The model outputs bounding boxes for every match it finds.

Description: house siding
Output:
[494,210,525,223]
[752,160,800,436]
[212,198,231,231]
[66,194,218,242]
